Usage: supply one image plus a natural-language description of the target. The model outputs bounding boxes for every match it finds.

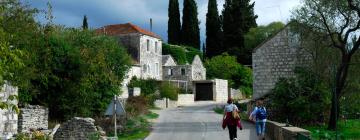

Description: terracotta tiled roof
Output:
[95,23,161,39]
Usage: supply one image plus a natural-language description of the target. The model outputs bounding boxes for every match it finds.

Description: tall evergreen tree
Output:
[206,0,223,58]
[222,0,257,64]
[181,0,200,49]
[82,15,88,30]
[168,0,181,44]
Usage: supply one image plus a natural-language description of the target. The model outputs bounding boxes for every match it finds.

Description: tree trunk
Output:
[328,55,350,130]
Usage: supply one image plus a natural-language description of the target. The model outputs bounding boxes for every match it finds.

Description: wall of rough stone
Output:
[177,94,195,106]
[230,88,243,99]
[18,105,48,133]
[54,117,100,140]
[252,26,312,99]
[213,79,228,102]
[139,35,162,80]
[154,98,178,109]
[163,65,193,89]
[116,33,141,62]
[0,83,18,139]
[191,55,206,81]
[266,120,310,140]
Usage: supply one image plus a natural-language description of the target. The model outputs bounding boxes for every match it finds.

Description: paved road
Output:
[145,102,258,140]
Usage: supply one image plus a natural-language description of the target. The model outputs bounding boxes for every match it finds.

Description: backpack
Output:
[256,107,267,120]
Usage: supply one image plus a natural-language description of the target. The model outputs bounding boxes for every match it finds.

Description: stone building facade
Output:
[18,105,48,133]
[0,83,18,139]
[252,25,312,99]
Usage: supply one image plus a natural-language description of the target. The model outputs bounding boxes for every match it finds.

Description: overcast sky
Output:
[25,0,301,43]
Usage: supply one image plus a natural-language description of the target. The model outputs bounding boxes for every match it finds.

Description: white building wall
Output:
[139,35,162,80]
[213,79,228,102]
[0,83,18,139]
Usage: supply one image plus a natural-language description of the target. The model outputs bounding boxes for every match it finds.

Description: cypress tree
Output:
[82,15,88,30]
[206,0,223,58]
[181,0,200,49]
[168,0,181,44]
[222,0,257,64]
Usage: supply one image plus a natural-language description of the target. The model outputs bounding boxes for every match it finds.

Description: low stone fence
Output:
[177,94,194,106]
[18,105,48,133]
[266,120,310,140]
[154,98,177,109]
[54,117,104,140]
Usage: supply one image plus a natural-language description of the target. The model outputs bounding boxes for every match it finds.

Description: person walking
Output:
[222,98,242,140]
[249,100,267,140]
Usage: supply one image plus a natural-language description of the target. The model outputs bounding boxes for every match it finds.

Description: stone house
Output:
[97,23,226,102]
[252,24,312,99]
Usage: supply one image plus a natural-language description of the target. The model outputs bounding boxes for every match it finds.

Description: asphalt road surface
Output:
[145,102,258,140]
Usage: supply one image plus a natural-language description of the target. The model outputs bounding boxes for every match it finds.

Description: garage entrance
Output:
[195,83,213,101]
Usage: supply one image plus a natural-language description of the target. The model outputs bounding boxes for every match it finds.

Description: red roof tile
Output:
[95,23,161,39]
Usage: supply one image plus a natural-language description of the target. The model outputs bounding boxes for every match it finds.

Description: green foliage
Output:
[162,43,203,64]
[205,54,253,96]
[159,82,179,100]
[181,0,200,49]
[206,0,223,58]
[168,0,181,45]
[222,0,257,64]
[128,77,159,96]
[269,67,331,126]
[243,22,285,65]
[213,105,224,114]
[125,96,150,118]
[306,119,360,140]
[117,115,151,140]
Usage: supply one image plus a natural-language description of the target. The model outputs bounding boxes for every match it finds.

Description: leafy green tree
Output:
[222,0,257,64]
[270,67,331,126]
[181,0,200,49]
[243,22,285,65]
[205,54,252,96]
[82,15,88,30]
[168,0,181,44]
[160,82,179,100]
[206,0,223,58]
[293,0,360,130]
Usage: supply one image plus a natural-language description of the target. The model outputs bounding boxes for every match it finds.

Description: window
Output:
[168,69,173,76]
[181,68,186,75]
[155,41,158,53]
[146,39,150,52]
[147,64,151,74]
[155,63,159,75]
[143,64,147,73]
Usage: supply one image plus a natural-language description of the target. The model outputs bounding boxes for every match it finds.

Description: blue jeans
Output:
[256,121,266,136]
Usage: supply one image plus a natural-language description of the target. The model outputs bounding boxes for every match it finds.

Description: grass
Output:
[117,111,159,140]
[305,119,360,140]
[213,105,224,114]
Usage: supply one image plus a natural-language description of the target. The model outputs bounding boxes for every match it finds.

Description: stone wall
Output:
[230,88,244,99]
[213,79,228,102]
[252,26,312,99]
[154,98,177,109]
[178,94,194,106]
[0,83,18,139]
[163,65,193,89]
[139,35,162,80]
[191,55,206,81]
[54,117,101,140]
[116,33,141,62]
[266,120,311,140]
[18,105,48,133]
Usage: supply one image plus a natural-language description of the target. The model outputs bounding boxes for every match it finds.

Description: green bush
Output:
[205,54,253,97]
[159,82,179,100]
[125,96,150,118]
[128,77,159,96]
[162,43,203,64]
[269,67,331,126]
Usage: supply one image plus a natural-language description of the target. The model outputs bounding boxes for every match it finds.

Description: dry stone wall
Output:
[213,79,228,102]
[18,105,48,133]
[54,117,100,140]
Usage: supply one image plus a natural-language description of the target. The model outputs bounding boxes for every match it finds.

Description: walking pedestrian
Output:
[222,98,242,140]
[249,100,267,140]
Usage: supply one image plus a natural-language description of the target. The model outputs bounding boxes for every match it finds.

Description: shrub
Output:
[159,82,179,100]
[128,77,159,96]
[125,96,150,118]
[269,67,331,126]
[162,43,203,64]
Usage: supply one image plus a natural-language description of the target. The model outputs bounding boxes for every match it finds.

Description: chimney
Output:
[150,18,153,32]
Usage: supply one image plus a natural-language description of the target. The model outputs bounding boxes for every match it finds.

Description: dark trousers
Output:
[227,124,237,140]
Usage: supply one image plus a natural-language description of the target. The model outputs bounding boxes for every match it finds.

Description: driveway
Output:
[145,102,258,140]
